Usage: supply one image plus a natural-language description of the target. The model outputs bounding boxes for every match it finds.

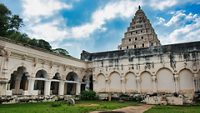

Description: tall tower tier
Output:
[118,6,161,50]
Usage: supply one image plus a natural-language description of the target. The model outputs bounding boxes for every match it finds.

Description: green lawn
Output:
[145,105,200,113]
[0,101,138,113]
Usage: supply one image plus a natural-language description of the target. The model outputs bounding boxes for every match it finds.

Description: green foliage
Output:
[51,101,63,107]
[145,105,200,113]
[0,101,138,113]
[53,48,69,56]
[80,90,97,100]
[0,4,23,36]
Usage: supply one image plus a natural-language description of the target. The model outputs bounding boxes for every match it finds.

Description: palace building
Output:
[0,6,200,104]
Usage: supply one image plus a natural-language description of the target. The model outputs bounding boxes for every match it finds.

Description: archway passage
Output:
[9,66,28,95]
[51,73,60,95]
[34,70,47,95]
[65,72,78,95]
[81,75,93,92]
[81,76,86,92]
[157,68,175,93]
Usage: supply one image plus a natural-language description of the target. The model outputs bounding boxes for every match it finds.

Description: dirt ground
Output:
[90,104,153,113]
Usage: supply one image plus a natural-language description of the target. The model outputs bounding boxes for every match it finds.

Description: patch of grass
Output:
[0,101,138,113]
[145,105,200,113]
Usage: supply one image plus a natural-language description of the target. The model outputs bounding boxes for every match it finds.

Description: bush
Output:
[51,101,62,107]
[80,90,97,100]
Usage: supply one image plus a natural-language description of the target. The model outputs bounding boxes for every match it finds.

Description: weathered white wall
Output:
[109,72,121,92]
[141,72,153,93]
[125,72,137,92]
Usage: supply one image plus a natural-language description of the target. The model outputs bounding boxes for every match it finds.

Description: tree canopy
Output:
[0,3,69,56]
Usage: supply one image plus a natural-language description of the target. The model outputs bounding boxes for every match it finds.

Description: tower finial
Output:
[139,5,141,10]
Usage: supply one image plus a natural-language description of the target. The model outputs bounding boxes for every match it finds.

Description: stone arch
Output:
[51,72,61,95]
[8,63,31,80]
[81,74,93,92]
[96,73,106,92]
[156,68,175,93]
[9,66,29,95]
[179,69,194,94]
[109,71,121,93]
[65,72,78,95]
[140,71,153,93]
[125,72,137,93]
[34,67,49,78]
[34,69,48,95]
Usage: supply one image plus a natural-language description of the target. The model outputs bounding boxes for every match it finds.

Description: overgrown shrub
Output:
[80,90,97,100]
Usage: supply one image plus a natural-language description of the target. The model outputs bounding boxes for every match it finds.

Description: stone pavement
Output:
[90,104,153,113]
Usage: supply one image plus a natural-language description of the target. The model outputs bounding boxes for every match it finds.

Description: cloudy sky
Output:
[0,0,200,58]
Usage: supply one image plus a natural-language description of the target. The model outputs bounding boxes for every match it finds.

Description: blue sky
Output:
[0,0,200,58]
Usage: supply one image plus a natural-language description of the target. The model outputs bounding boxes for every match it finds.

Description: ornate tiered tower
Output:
[118,6,161,50]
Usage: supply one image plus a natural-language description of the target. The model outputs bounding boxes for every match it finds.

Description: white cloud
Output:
[21,0,72,23]
[156,17,166,25]
[147,0,199,10]
[22,0,142,42]
[70,0,142,38]
[149,0,178,10]
[159,11,200,44]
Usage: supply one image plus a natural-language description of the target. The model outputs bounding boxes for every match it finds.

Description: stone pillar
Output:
[44,80,51,96]
[76,82,81,95]
[136,76,141,93]
[194,73,198,92]
[15,77,21,93]
[28,78,35,95]
[59,81,64,95]
[121,76,125,93]
[152,75,157,93]
[105,77,109,93]
[174,74,179,93]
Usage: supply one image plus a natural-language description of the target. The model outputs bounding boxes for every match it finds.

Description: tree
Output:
[0,4,23,36]
[53,48,69,56]
[0,4,11,36]
[37,39,52,51]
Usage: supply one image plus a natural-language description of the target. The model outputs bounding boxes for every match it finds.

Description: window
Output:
[136,31,138,34]
[127,46,129,49]
[134,45,136,48]
[151,43,154,46]
[135,37,137,40]
[142,44,144,47]
[129,39,131,42]
[141,36,143,39]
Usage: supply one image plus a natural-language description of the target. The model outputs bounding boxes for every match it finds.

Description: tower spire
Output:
[139,5,141,10]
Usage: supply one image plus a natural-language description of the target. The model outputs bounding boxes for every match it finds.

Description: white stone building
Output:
[0,6,200,104]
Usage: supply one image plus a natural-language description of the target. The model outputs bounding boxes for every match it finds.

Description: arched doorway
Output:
[9,66,28,95]
[81,76,86,92]
[81,75,93,92]
[34,70,47,95]
[65,72,78,95]
[51,73,60,95]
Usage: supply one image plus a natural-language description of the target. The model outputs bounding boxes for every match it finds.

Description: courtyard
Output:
[0,101,200,113]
